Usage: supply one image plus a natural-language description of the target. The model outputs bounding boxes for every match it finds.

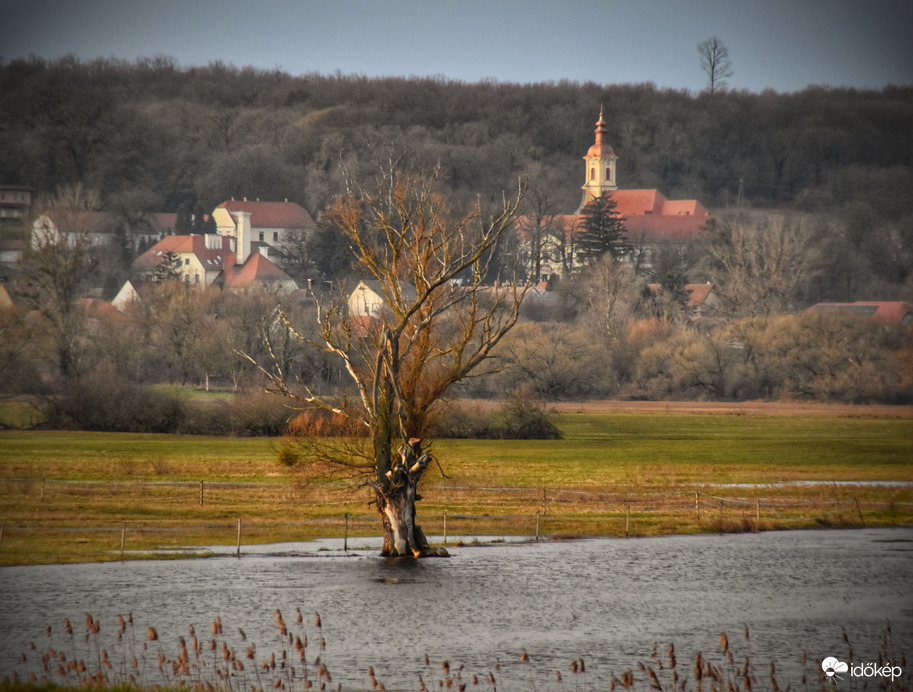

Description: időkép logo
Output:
[822,656,903,683]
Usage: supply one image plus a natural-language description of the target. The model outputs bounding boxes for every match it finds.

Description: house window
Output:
[273,231,279,242]
[184,258,190,265]
[259,232,264,241]
[606,167,611,181]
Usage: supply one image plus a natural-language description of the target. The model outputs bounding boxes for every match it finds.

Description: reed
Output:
[6,612,909,692]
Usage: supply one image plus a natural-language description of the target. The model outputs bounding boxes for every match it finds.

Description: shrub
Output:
[426,396,561,440]
[491,395,562,439]
[276,444,300,467]
[42,369,185,433]
[287,408,367,437]
[227,390,293,436]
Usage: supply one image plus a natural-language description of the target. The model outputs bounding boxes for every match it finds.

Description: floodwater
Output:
[1,528,911,690]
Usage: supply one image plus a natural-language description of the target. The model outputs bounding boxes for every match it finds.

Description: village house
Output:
[516,109,711,280]
[111,279,144,312]
[0,185,33,221]
[348,280,419,317]
[213,198,316,259]
[30,210,173,251]
[133,210,297,293]
[685,283,720,323]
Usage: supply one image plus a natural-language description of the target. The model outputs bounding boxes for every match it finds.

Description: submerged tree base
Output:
[381,544,451,559]
[372,439,446,558]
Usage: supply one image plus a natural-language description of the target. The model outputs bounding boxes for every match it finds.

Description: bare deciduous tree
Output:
[577,255,644,340]
[19,184,100,379]
[518,164,565,282]
[248,168,532,557]
[700,213,822,318]
[698,36,734,94]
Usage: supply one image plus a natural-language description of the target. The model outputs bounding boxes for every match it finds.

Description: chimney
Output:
[232,211,251,266]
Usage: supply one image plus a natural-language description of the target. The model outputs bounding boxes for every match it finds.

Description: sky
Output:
[1,0,911,93]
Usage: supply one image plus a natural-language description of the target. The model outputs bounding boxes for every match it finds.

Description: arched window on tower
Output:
[590,167,596,181]
[606,167,612,181]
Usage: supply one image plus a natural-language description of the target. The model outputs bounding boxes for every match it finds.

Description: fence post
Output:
[120,525,126,558]
[344,513,349,552]
[199,481,204,507]
[236,518,242,557]
[542,488,547,516]
[535,511,540,542]
[756,499,761,526]
[625,502,630,538]
[854,498,865,526]
[0,525,3,550]
[719,500,724,534]
[695,491,701,526]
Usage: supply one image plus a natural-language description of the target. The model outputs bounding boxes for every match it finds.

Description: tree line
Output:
[3,206,910,422]
[2,55,911,215]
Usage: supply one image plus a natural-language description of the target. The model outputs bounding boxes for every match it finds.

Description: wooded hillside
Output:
[2,55,911,220]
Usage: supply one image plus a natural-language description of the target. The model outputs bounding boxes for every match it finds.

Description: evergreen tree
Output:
[576,193,628,265]
[193,211,217,235]
[153,251,183,282]
[175,208,194,235]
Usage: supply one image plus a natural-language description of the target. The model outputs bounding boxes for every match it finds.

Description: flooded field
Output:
[2,527,911,689]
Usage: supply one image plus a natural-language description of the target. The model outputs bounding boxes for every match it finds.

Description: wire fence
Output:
[1,477,911,561]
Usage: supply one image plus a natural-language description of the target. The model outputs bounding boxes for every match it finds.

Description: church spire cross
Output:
[594,105,608,145]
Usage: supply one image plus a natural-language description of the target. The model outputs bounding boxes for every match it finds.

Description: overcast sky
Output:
[2,0,911,93]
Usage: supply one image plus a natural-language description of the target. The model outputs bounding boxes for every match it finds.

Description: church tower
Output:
[580,107,618,209]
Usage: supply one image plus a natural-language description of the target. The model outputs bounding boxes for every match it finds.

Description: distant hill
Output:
[1,56,910,222]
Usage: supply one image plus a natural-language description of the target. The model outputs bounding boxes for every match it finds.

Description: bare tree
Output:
[248,168,532,557]
[699,213,822,318]
[19,184,100,379]
[697,36,734,94]
[518,164,565,282]
[276,227,316,282]
[577,255,644,340]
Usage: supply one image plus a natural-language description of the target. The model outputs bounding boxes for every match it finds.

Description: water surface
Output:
[1,528,911,689]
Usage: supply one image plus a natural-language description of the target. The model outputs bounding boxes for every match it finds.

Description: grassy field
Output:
[0,408,911,565]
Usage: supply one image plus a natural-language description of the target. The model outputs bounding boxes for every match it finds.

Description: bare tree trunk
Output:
[370,440,447,558]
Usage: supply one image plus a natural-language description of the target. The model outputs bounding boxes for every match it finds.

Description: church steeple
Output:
[580,106,618,207]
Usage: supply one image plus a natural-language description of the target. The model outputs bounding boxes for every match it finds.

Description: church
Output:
[518,109,711,281]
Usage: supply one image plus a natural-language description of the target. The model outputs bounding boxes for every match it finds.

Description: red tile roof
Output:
[660,199,709,216]
[515,188,710,245]
[609,189,666,216]
[809,302,913,326]
[685,283,714,306]
[134,235,233,270]
[624,214,707,241]
[216,200,315,229]
[221,252,296,289]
